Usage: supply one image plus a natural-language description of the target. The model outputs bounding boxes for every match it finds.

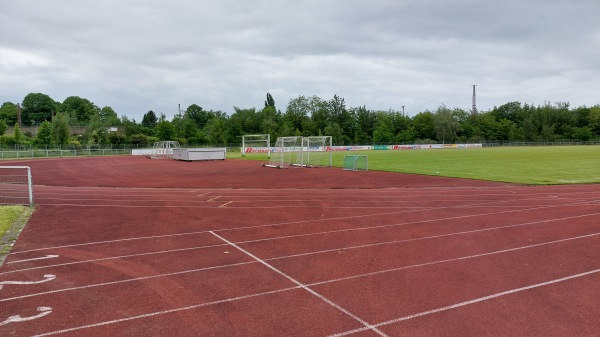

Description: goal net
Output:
[264,136,303,168]
[0,166,33,206]
[343,155,368,171]
[241,134,271,158]
[150,141,180,159]
[303,136,332,167]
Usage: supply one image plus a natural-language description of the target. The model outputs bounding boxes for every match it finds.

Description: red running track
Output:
[0,156,599,336]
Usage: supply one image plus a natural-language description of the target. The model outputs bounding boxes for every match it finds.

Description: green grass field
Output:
[0,205,32,260]
[235,145,600,185]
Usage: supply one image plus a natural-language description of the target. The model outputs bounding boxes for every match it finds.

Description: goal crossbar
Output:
[263,136,332,168]
[241,134,271,158]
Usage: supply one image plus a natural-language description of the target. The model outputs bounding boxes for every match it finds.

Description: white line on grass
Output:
[209,231,389,337]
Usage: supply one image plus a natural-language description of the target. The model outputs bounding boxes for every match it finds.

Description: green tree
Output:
[13,123,24,144]
[372,112,395,143]
[185,104,211,128]
[84,114,109,145]
[352,106,376,144]
[328,95,353,142]
[100,106,121,126]
[0,120,7,136]
[491,101,522,123]
[260,105,280,137]
[205,116,229,144]
[21,93,57,126]
[34,121,54,145]
[155,115,176,141]
[52,112,71,145]
[60,96,100,125]
[588,106,600,135]
[141,110,158,129]
[323,122,343,144]
[229,107,259,136]
[433,105,459,143]
[0,102,18,125]
[412,111,436,140]
[265,93,275,108]
[284,96,312,133]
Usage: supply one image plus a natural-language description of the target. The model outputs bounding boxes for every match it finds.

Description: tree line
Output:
[1,92,599,148]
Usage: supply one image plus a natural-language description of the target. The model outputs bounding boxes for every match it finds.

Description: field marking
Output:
[0,262,254,302]
[270,218,600,262]
[27,287,301,337]
[3,231,598,304]
[4,208,599,276]
[0,243,229,275]
[209,231,388,337]
[11,194,592,255]
[327,268,600,337]
[18,234,600,336]
[0,274,56,290]
[308,232,600,287]
[8,255,59,264]
[234,209,600,247]
[219,201,233,208]
[0,306,52,326]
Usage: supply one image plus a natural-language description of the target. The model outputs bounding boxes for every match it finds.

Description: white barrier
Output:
[173,148,226,161]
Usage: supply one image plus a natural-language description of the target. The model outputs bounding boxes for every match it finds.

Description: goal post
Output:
[241,134,271,158]
[303,136,332,167]
[0,166,33,206]
[343,155,368,171]
[263,136,303,168]
[150,141,180,159]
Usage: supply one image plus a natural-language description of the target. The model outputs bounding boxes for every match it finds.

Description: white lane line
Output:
[0,274,56,290]
[29,287,300,337]
[0,262,253,302]
[0,243,228,276]
[266,214,600,261]
[4,210,599,276]
[8,255,59,264]
[0,306,52,326]
[327,268,600,337]
[3,231,598,303]
[308,232,600,287]
[234,210,600,247]
[22,236,600,336]
[219,201,233,208]
[11,195,591,255]
[209,231,389,337]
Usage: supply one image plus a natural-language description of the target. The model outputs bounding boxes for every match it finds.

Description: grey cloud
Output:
[0,0,599,120]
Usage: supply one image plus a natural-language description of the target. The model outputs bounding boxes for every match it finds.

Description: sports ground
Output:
[1,155,599,336]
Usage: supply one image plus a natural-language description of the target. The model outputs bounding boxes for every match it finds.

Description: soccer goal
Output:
[263,136,303,168]
[150,141,180,159]
[343,155,368,171]
[303,136,332,167]
[241,134,271,158]
[0,166,33,206]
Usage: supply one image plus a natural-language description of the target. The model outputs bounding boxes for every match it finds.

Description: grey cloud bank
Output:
[1,0,599,120]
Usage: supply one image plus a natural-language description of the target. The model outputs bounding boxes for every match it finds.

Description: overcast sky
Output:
[1,0,599,121]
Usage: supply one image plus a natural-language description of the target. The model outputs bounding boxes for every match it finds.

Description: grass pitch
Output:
[236,145,600,185]
[0,205,33,263]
